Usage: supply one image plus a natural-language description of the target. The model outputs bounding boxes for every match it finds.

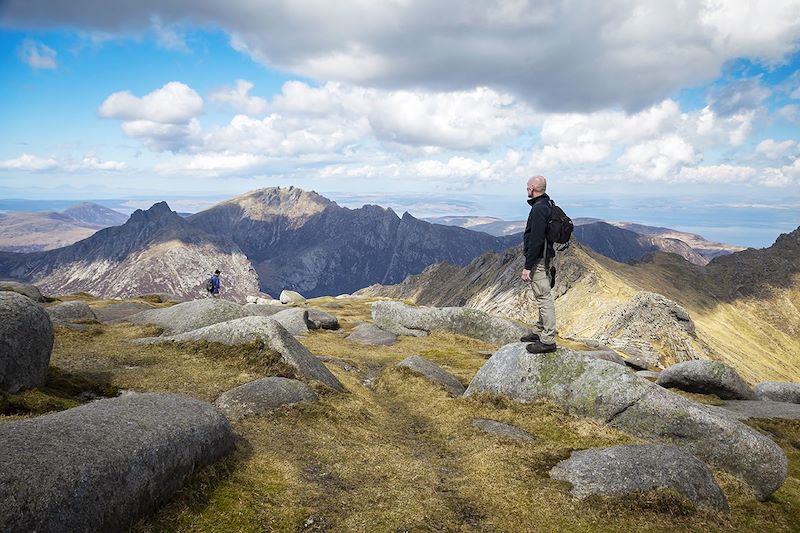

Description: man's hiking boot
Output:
[520,332,541,342]
[526,341,557,354]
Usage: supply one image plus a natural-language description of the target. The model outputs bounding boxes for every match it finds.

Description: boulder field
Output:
[465,344,788,501]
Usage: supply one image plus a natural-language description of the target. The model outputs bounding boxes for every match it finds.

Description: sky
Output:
[1,1,800,246]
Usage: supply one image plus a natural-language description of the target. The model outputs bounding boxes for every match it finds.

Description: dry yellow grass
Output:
[2,295,799,531]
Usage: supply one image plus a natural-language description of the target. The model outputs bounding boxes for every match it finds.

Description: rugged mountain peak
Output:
[128,202,180,225]
[223,187,334,221]
[773,225,800,249]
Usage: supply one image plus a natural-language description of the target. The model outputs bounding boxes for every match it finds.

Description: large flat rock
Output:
[136,316,344,391]
[465,344,787,501]
[372,301,528,344]
[656,360,756,400]
[0,291,53,393]
[0,393,234,532]
[347,323,397,346]
[550,444,728,512]
[127,298,250,335]
[215,377,318,420]
[46,300,97,323]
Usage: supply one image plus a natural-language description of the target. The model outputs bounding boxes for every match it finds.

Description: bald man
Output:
[520,175,557,353]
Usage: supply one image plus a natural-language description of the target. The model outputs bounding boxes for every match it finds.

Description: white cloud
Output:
[99,81,202,123]
[0,153,126,172]
[778,104,800,123]
[530,99,681,168]
[17,39,57,69]
[368,87,534,150]
[0,153,59,171]
[150,16,189,52]
[618,135,698,179]
[99,82,203,151]
[156,152,267,175]
[317,150,522,184]
[209,80,268,116]
[6,0,800,111]
[675,164,758,183]
[755,139,797,159]
[792,86,800,99]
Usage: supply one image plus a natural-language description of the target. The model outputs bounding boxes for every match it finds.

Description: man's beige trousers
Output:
[528,261,556,344]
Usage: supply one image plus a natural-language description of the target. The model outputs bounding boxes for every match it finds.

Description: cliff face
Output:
[189,187,518,297]
[0,202,260,301]
[358,227,800,382]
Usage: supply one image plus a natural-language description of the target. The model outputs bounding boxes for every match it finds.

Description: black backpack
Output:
[205,278,214,292]
[546,200,573,244]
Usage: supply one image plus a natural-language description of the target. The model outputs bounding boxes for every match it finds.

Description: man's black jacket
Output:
[523,193,554,270]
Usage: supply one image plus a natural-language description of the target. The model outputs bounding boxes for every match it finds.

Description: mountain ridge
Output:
[358,227,800,382]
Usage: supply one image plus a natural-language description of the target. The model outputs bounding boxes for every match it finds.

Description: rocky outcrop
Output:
[46,300,97,323]
[596,292,703,368]
[397,355,465,396]
[0,291,53,393]
[656,360,757,400]
[465,345,787,501]
[137,316,344,391]
[372,301,528,345]
[347,323,397,346]
[214,377,318,420]
[754,382,800,404]
[127,298,250,335]
[0,280,48,302]
[549,445,728,512]
[472,419,535,442]
[280,290,306,304]
[0,202,260,301]
[0,393,234,533]
[307,309,340,330]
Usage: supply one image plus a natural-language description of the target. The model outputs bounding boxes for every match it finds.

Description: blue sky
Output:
[1,1,800,246]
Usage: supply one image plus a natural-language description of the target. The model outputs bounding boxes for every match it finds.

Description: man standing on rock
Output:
[520,175,557,353]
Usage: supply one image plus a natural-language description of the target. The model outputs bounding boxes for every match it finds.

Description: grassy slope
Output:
[0,296,798,531]
[597,254,800,383]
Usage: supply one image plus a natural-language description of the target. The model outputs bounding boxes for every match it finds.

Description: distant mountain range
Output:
[0,202,128,252]
[0,188,517,299]
[358,226,800,383]
[426,213,745,266]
